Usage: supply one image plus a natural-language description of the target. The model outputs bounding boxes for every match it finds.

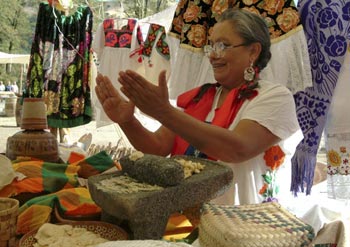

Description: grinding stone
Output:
[88,155,233,240]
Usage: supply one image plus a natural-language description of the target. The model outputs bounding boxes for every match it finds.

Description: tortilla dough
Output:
[34,223,109,247]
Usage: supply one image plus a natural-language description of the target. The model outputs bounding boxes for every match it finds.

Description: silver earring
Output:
[244,62,255,82]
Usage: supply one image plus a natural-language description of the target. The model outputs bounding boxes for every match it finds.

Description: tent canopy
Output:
[0,52,30,64]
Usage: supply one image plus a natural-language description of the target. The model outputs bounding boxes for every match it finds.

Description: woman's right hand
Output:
[95,73,135,124]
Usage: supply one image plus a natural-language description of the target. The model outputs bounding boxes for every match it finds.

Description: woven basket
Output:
[199,202,315,247]
[0,198,19,247]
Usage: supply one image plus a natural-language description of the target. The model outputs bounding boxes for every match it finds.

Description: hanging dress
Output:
[324,49,350,200]
[25,2,93,128]
[291,0,350,195]
[92,18,144,128]
[167,0,310,99]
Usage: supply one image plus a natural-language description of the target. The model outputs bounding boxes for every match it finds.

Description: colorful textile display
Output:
[169,0,300,48]
[92,18,144,127]
[291,0,350,195]
[17,187,100,234]
[0,151,115,234]
[0,151,114,198]
[24,2,93,128]
[92,18,171,128]
[0,160,79,198]
[167,0,303,99]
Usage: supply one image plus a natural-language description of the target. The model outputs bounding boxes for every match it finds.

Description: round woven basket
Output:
[0,197,19,247]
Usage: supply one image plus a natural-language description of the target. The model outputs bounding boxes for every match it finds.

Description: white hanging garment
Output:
[92,18,144,128]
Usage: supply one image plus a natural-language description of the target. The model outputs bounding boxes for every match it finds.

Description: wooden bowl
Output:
[18,221,128,247]
[53,204,101,223]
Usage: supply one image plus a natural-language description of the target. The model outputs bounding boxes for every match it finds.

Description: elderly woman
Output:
[95,8,299,205]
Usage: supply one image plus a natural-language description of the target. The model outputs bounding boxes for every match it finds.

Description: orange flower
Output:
[187,24,207,48]
[212,0,229,18]
[264,0,285,15]
[276,8,300,33]
[327,149,341,167]
[264,145,285,170]
[183,4,201,23]
[172,16,184,34]
[259,183,268,195]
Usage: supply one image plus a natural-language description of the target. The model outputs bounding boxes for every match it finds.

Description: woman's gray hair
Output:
[218,8,271,71]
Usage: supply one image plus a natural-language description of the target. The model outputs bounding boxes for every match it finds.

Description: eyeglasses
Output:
[203,41,247,58]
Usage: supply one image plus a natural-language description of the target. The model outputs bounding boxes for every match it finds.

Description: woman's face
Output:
[209,21,254,89]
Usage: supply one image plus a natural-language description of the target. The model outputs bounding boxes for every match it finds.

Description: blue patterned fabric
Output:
[291,0,350,195]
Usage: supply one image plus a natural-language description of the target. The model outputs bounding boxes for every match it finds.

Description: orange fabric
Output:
[17,205,52,234]
[17,188,101,234]
[68,151,86,164]
[0,151,113,198]
[164,213,194,240]
[172,83,258,160]
[0,161,79,198]
[172,85,216,157]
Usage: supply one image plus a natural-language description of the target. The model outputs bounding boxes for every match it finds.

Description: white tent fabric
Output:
[0,51,30,64]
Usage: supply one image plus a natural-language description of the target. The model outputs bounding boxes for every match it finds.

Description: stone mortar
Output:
[88,155,233,239]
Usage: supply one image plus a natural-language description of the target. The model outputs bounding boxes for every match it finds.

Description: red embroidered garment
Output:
[171,83,258,160]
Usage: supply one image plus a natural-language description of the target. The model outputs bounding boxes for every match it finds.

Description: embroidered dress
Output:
[175,80,300,205]
[324,45,350,200]
[25,2,93,128]
[291,0,350,195]
[92,18,143,127]
[167,0,306,99]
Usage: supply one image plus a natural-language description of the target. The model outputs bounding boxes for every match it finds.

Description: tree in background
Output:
[0,0,36,54]
[127,0,176,19]
[88,0,177,25]
[0,0,37,84]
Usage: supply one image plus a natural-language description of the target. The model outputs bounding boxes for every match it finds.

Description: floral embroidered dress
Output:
[167,0,310,99]
[92,18,144,127]
[206,80,299,205]
[25,2,93,128]
[324,42,350,200]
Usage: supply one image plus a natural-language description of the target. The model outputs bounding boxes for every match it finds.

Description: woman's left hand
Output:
[118,70,172,119]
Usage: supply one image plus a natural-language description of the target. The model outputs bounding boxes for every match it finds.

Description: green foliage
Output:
[0,0,36,54]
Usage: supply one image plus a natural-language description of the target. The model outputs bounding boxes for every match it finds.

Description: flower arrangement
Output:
[259,145,285,202]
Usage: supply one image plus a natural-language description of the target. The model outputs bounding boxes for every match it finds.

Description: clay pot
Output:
[6,98,59,162]
[6,130,59,162]
[20,98,48,130]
